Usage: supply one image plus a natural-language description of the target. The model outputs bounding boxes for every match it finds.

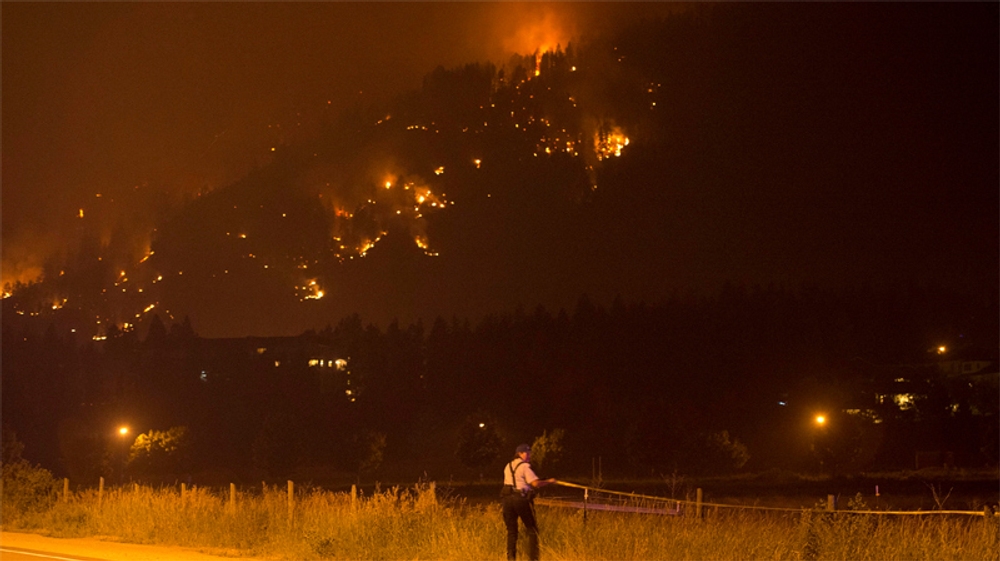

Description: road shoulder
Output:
[0,532,267,561]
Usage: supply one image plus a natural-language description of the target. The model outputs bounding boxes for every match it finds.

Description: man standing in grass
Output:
[502,444,556,561]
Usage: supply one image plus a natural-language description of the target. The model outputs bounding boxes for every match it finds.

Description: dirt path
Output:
[0,532,270,561]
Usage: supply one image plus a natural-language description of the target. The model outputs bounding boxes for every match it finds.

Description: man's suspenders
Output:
[508,460,523,488]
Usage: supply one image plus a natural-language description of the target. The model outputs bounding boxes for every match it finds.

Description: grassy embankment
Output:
[2,481,997,560]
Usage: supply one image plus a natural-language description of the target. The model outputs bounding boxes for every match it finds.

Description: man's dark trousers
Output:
[502,493,539,560]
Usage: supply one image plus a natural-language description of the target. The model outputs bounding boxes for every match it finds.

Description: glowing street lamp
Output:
[117,426,130,484]
[815,415,826,426]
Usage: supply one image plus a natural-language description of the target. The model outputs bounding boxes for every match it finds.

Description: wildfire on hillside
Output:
[3,29,646,340]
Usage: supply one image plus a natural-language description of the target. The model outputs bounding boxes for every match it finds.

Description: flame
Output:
[358,236,383,256]
[412,187,445,208]
[594,126,630,161]
[300,279,325,300]
[502,8,573,62]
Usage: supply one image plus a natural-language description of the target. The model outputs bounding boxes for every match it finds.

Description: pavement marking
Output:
[0,547,101,561]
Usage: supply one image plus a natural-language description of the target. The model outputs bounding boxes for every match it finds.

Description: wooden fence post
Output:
[287,480,294,522]
[826,494,836,512]
[181,482,186,503]
[63,478,70,502]
[230,483,236,510]
[696,488,703,519]
[98,477,104,509]
[351,484,357,511]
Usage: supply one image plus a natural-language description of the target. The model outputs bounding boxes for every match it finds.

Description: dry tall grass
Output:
[7,482,997,560]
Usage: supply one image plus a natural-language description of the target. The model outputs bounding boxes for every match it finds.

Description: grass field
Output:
[2,479,997,560]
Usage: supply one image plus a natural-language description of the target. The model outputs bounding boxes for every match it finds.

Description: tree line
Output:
[3,283,996,485]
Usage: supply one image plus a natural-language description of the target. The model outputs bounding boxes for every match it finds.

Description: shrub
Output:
[1,430,60,528]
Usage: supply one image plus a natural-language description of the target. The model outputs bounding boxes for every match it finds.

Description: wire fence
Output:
[55,476,997,519]
[538,479,997,518]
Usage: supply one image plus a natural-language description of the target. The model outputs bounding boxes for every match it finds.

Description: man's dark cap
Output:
[516,444,531,454]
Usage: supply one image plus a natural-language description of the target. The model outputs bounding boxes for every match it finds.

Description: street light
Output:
[815,415,826,426]
[117,426,130,484]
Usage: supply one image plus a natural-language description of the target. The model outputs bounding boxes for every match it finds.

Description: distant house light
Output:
[308,359,320,367]
[845,408,884,424]
[893,393,916,410]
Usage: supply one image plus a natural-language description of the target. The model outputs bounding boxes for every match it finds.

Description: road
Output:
[0,533,268,561]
